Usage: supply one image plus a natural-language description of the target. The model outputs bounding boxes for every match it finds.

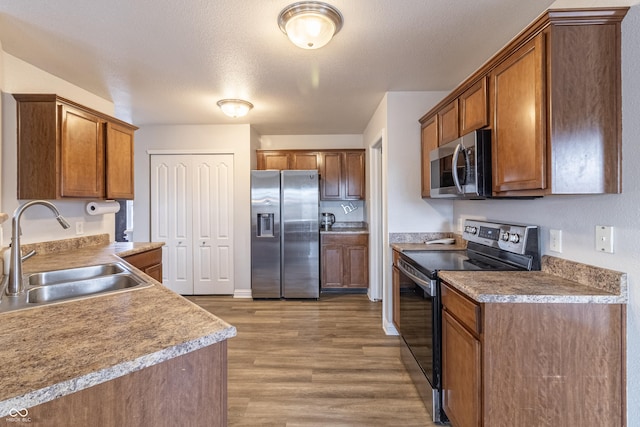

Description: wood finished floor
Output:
[188,294,437,427]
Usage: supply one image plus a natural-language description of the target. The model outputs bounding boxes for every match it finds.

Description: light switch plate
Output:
[595,225,614,253]
[549,229,562,252]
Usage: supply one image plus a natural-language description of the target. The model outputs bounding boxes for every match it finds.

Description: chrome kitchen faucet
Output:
[6,200,70,296]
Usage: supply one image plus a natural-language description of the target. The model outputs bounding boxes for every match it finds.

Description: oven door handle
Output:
[397,262,437,296]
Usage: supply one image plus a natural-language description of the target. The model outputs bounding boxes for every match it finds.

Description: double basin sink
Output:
[0,262,152,313]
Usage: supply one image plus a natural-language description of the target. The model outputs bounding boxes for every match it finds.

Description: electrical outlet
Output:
[549,229,562,253]
[76,221,84,235]
[595,225,614,253]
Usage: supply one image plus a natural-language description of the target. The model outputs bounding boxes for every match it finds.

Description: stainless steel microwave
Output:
[429,129,492,198]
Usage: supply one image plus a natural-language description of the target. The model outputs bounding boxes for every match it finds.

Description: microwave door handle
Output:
[452,143,464,194]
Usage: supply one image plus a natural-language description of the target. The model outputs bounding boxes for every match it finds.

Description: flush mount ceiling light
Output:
[278,1,343,50]
[217,99,254,118]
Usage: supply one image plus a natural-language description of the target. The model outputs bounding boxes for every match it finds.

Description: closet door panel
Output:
[150,155,193,295]
[193,154,234,294]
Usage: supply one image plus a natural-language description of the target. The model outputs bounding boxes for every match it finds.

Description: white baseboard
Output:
[233,289,253,298]
[383,319,399,336]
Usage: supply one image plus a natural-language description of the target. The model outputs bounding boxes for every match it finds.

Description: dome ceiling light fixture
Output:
[278,1,343,50]
[217,99,254,118]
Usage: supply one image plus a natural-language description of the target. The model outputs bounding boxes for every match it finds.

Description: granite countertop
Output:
[439,256,627,304]
[390,232,466,252]
[0,237,236,416]
[321,227,369,234]
[391,240,467,252]
[321,221,369,234]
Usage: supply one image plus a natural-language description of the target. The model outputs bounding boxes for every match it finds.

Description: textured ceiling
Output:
[0,0,633,134]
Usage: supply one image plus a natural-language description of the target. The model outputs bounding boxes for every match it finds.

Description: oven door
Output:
[397,263,438,388]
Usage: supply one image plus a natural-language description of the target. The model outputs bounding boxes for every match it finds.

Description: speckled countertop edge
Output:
[320,221,369,234]
[0,331,234,416]
[438,268,627,304]
[0,237,237,416]
[390,233,467,252]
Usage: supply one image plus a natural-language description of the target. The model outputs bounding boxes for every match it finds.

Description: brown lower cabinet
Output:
[321,234,368,290]
[121,247,163,283]
[23,342,227,427]
[441,281,625,427]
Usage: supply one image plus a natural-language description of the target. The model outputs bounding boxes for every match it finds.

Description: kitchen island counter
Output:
[0,238,236,417]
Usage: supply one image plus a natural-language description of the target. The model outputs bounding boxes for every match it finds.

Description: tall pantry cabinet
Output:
[150,154,234,295]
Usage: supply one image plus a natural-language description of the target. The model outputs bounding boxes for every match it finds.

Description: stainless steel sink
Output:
[28,263,126,286]
[27,274,145,304]
[0,262,153,313]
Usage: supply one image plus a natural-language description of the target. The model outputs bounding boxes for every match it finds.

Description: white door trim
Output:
[367,131,385,303]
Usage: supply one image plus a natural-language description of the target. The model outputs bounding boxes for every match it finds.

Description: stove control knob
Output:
[466,226,477,235]
[509,233,521,244]
[500,232,510,242]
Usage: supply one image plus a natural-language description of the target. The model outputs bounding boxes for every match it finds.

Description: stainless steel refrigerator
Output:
[251,170,319,299]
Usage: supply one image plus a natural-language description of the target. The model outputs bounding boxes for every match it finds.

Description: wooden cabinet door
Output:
[258,152,290,170]
[491,34,546,194]
[344,239,368,288]
[59,105,105,198]
[460,77,489,135]
[291,152,319,170]
[392,265,401,329]
[421,115,438,198]
[321,244,344,288]
[105,122,135,199]
[320,152,343,200]
[344,151,365,200]
[123,248,163,283]
[442,310,482,427]
[438,99,459,146]
[321,234,368,289]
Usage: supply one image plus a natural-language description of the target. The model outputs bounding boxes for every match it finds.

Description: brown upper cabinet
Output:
[257,151,290,171]
[421,115,438,198]
[491,35,545,194]
[437,99,460,146]
[419,8,627,197]
[459,77,489,136]
[14,94,137,200]
[319,151,343,200]
[291,151,319,170]
[256,149,366,200]
[343,151,366,200]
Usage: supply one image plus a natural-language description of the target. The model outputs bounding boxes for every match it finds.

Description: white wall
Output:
[1,53,117,245]
[386,92,452,232]
[451,6,640,425]
[260,134,363,150]
[132,124,252,295]
[363,91,453,331]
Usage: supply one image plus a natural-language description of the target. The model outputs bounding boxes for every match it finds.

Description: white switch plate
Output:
[76,221,84,235]
[549,229,562,252]
[595,225,614,253]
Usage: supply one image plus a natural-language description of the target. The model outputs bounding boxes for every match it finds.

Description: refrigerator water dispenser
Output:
[257,213,275,237]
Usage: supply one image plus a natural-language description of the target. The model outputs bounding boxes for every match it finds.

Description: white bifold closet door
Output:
[150,154,234,295]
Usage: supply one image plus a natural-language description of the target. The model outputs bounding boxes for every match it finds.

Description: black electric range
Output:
[396,220,540,424]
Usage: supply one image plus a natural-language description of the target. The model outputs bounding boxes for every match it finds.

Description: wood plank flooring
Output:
[188,294,437,427]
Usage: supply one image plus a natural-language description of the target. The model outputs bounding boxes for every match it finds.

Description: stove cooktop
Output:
[400,250,520,280]
[398,219,541,278]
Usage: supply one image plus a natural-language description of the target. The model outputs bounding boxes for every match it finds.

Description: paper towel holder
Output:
[85,200,121,215]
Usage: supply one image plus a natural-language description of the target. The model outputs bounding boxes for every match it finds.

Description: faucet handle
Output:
[21,250,36,262]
